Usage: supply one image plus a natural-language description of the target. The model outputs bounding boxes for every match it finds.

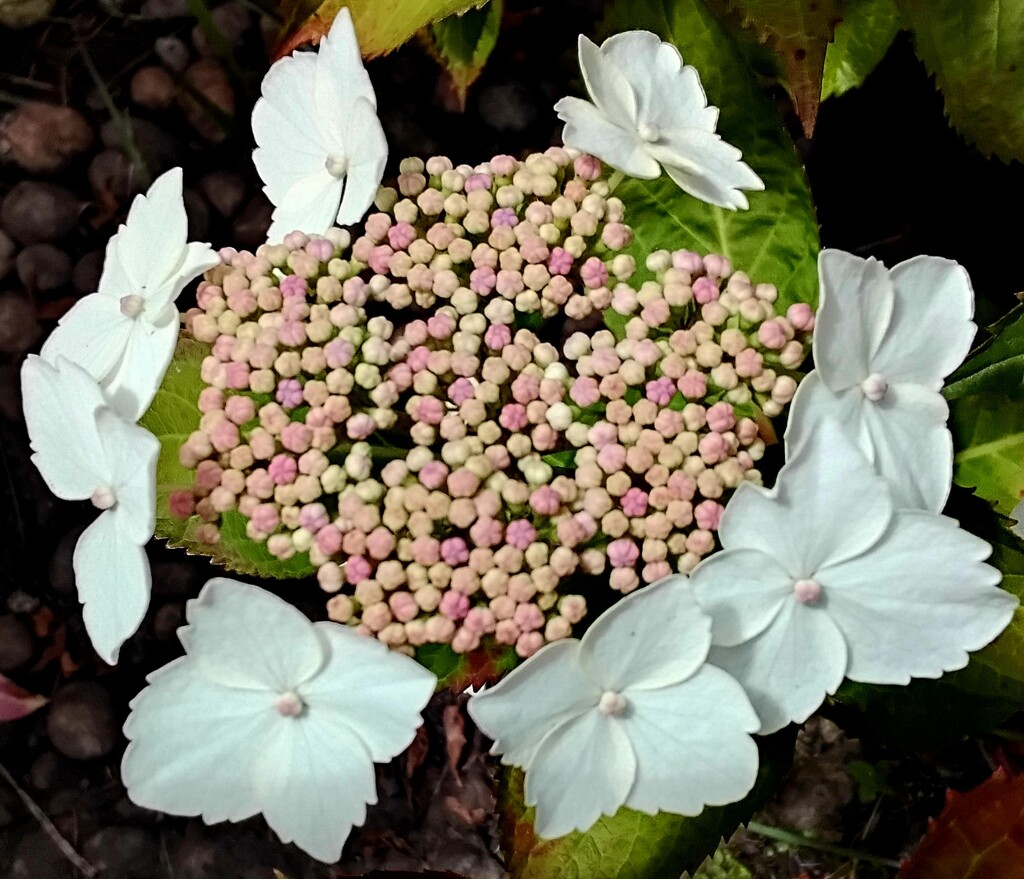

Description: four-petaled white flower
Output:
[691,420,1017,735]
[41,168,218,422]
[21,355,159,664]
[122,577,436,863]
[554,30,764,210]
[252,8,388,243]
[785,249,976,511]
[467,578,760,838]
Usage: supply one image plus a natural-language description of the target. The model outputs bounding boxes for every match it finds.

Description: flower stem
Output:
[606,170,626,194]
[745,820,901,869]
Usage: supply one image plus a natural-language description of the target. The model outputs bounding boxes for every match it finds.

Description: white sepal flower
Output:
[785,249,976,511]
[554,30,764,209]
[40,168,218,422]
[692,420,1017,735]
[122,578,436,863]
[21,355,159,664]
[253,8,388,242]
[467,578,760,838]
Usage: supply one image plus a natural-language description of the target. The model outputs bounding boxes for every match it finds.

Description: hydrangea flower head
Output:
[122,577,436,862]
[785,250,976,511]
[252,7,388,242]
[41,168,218,421]
[554,31,764,209]
[691,419,1017,734]
[21,355,159,663]
[467,578,760,838]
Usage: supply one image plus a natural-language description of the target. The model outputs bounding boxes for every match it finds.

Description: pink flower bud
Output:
[439,590,470,621]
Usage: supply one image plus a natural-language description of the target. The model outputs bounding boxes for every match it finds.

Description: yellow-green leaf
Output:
[277,0,487,58]
[822,0,901,99]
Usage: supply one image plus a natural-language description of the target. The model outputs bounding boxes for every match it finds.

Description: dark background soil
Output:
[1,2,1023,877]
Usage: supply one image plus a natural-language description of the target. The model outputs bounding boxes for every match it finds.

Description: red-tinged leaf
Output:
[0,673,48,721]
[899,768,1024,879]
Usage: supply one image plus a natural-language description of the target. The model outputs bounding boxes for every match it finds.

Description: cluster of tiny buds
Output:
[172,151,812,662]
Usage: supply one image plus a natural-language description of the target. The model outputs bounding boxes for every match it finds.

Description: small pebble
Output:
[46,682,119,761]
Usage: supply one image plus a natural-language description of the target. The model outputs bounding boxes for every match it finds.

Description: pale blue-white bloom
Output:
[468,578,759,838]
[785,249,976,512]
[21,355,159,664]
[41,168,218,422]
[252,8,388,243]
[554,30,763,209]
[122,578,436,863]
[691,420,1016,735]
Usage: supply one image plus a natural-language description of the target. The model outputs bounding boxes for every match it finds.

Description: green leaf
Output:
[602,0,820,311]
[723,0,844,134]
[426,0,503,107]
[139,334,316,580]
[277,0,488,59]
[898,0,1024,162]
[822,0,901,99]
[944,305,1024,400]
[415,641,519,690]
[688,845,752,879]
[542,450,577,469]
[500,731,793,879]
[952,390,1024,516]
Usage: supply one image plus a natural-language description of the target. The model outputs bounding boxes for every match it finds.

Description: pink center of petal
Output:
[90,485,117,510]
[119,294,144,318]
[860,372,888,402]
[325,153,348,179]
[793,578,822,604]
[598,690,628,717]
[274,691,305,717]
[637,122,660,143]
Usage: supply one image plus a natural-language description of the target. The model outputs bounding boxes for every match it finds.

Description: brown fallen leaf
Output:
[899,767,1024,879]
[443,703,467,785]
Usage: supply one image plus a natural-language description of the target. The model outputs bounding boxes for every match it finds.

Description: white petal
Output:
[821,511,1015,684]
[122,657,273,823]
[97,408,159,544]
[651,131,764,211]
[599,32,717,132]
[708,600,848,734]
[180,578,326,691]
[103,318,179,422]
[335,99,387,227]
[525,708,636,838]
[860,382,952,511]
[73,512,151,664]
[719,420,894,577]
[873,256,976,388]
[314,7,377,145]
[301,622,434,762]
[21,355,107,500]
[623,666,759,816]
[254,715,377,863]
[579,577,710,691]
[114,168,188,290]
[144,241,220,320]
[40,293,133,388]
[266,171,345,243]
[690,548,792,647]
[253,52,330,205]
[578,34,637,127]
[555,97,660,179]
[783,371,871,465]
[467,639,599,767]
[814,250,894,392]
